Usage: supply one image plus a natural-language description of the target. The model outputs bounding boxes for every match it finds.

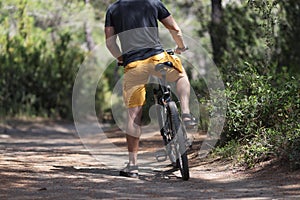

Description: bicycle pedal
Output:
[155,149,167,162]
[186,138,193,147]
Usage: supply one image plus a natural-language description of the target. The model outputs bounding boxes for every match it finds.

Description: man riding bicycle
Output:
[105,0,196,178]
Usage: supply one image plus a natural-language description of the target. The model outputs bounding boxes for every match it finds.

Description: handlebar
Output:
[166,49,175,55]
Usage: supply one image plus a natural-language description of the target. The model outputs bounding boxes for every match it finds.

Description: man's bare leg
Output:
[176,74,197,128]
[176,74,190,115]
[126,106,143,165]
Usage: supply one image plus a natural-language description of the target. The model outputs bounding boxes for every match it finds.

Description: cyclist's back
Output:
[105,0,171,66]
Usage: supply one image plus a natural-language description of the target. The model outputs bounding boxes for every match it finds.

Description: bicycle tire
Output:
[166,101,190,180]
[155,104,177,167]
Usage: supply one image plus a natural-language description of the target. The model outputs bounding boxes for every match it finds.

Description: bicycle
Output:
[153,49,191,181]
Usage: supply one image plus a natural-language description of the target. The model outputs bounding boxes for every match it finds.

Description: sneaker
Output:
[119,163,139,178]
[182,113,197,129]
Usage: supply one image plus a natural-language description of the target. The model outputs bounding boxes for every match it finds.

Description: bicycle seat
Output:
[155,61,174,72]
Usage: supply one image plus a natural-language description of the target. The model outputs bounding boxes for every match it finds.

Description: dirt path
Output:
[0,119,299,199]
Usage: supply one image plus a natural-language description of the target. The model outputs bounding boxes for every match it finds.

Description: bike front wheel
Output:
[166,101,190,180]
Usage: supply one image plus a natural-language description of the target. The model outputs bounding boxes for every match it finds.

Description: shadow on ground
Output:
[0,119,299,199]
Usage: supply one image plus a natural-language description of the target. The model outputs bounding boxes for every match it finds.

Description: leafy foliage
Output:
[217,63,299,168]
[204,0,300,168]
[0,0,85,118]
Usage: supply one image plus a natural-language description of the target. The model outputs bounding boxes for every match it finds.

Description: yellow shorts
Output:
[123,51,185,108]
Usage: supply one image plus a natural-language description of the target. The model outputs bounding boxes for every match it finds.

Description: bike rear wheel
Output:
[166,101,190,180]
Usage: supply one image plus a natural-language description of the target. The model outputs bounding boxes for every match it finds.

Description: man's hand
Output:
[175,46,188,54]
[117,57,124,66]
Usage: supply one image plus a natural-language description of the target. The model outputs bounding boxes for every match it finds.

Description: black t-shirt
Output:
[105,0,171,65]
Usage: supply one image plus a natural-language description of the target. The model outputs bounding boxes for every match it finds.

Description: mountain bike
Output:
[153,49,190,181]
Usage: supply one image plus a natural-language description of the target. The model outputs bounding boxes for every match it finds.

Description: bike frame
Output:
[153,69,173,144]
[152,49,190,180]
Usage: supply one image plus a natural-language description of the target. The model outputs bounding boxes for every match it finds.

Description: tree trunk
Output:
[84,0,95,51]
[210,0,226,66]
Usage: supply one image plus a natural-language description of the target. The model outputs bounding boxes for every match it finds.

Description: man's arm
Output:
[105,26,123,63]
[160,16,187,54]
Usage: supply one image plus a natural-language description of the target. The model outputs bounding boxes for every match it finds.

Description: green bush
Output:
[216,63,300,168]
[0,1,85,118]
[204,1,300,169]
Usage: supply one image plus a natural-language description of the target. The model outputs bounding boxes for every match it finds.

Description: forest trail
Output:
[0,119,299,199]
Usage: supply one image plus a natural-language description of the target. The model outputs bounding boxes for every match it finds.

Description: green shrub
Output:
[216,63,300,168]
[0,1,85,118]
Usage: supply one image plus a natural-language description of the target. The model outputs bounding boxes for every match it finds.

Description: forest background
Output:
[0,0,299,169]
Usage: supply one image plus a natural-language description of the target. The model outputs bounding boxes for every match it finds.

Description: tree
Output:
[83,0,95,51]
[277,1,300,75]
[209,0,226,66]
